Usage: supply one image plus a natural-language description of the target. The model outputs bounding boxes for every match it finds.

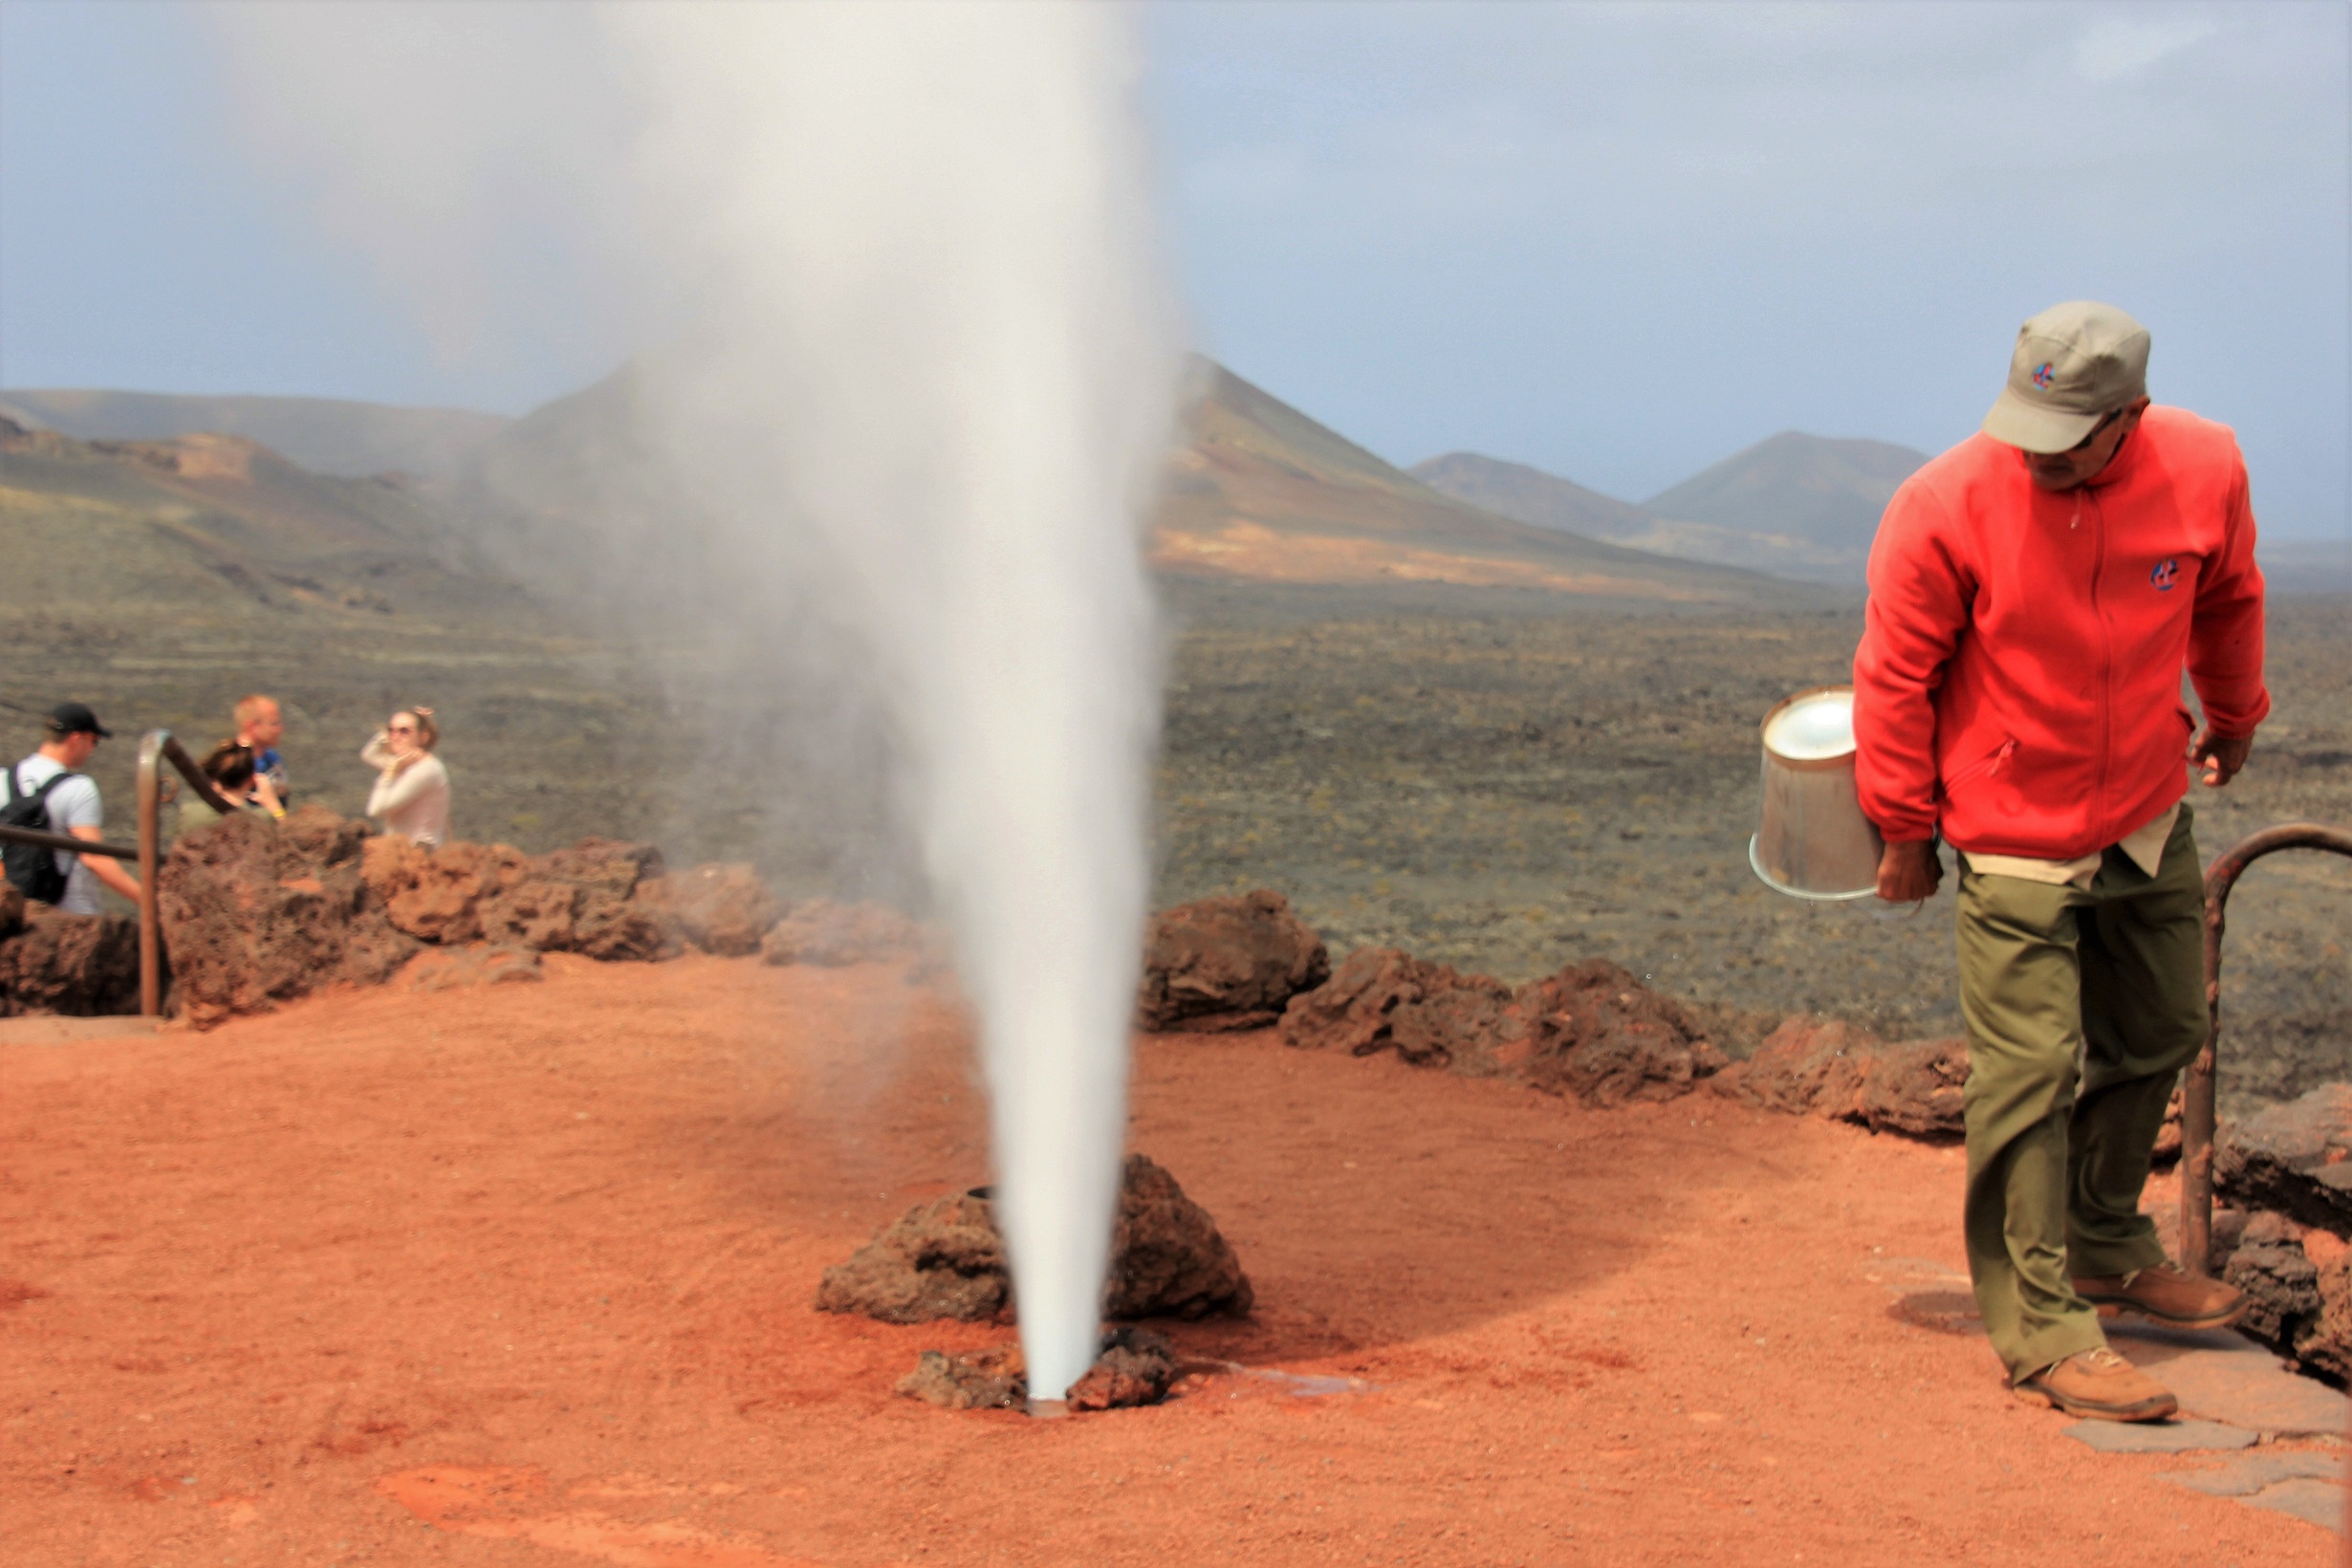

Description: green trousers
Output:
[1954,805,2208,1383]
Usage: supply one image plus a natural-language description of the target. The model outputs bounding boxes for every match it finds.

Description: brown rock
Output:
[404,944,544,991]
[897,1345,1026,1411]
[762,899,922,968]
[816,1190,1010,1324]
[2226,1211,2322,1353]
[817,1155,1251,1325]
[1280,947,1463,1056]
[636,862,778,957]
[1710,1016,1966,1137]
[1137,889,1329,1033]
[1102,1154,1254,1320]
[363,833,677,961]
[2150,1082,2185,1169]
[159,808,418,1029]
[1504,960,1729,1107]
[0,904,141,1017]
[2215,1084,2352,1235]
[0,882,25,941]
[1065,1326,1178,1412]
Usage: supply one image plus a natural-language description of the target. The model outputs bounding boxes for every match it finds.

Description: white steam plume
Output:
[208,2,1180,1400]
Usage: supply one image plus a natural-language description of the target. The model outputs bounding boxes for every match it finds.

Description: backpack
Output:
[2,764,78,904]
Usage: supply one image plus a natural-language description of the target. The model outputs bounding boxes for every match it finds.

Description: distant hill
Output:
[0,414,535,627]
[0,389,511,480]
[1157,362,1795,602]
[1413,434,1930,586]
[1642,432,1928,555]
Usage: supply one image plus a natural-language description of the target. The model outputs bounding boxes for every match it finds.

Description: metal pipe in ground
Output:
[2185,821,2352,1275]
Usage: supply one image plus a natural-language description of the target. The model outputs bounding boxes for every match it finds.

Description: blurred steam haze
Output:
[203,2,1181,1403]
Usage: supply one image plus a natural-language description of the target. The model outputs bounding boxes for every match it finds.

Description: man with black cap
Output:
[1853,302,2265,1423]
[8,702,142,913]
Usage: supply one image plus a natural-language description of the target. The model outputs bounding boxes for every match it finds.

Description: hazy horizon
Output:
[3,1,2345,537]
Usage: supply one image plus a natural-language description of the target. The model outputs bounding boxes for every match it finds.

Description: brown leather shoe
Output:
[2015,1347,2178,1422]
[2072,1261,2249,1330]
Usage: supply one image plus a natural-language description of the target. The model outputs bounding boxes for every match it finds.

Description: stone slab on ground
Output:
[0,1015,161,1045]
[2111,1321,2351,1436]
[2061,1419,2257,1454]
[2244,1478,2346,1533]
[2160,1450,2342,1496]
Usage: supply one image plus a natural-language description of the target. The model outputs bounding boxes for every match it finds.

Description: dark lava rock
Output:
[1103,1154,1254,1320]
[1066,1326,1178,1412]
[761,899,923,968]
[1710,1017,1967,1137]
[896,1327,1177,1414]
[160,808,417,1029]
[897,1345,1026,1410]
[635,862,778,958]
[816,1190,1008,1324]
[1281,947,1502,1064]
[817,1155,1251,1325]
[0,882,24,940]
[1504,960,1729,1107]
[0,904,141,1017]
[404,943,544,991]
[1137,889,1330,1033]
[2216,1084,2352,1235]
[2226,1211,2323,1351]
[1283,948,1722,1106]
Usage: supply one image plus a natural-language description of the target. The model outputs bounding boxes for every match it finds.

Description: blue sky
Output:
[3,1,2345,534]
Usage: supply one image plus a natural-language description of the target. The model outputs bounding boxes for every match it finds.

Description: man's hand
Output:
[2189,728,2253,788]
[1876,838,1942,904]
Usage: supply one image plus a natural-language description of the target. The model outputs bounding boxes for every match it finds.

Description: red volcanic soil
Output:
[0,954,2329,1566]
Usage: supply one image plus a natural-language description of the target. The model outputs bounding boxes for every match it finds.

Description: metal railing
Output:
[2183,820,2352,1275]
[0,730,237,1017]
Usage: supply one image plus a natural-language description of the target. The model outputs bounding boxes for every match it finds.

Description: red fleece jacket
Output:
[1853,406,2268,858]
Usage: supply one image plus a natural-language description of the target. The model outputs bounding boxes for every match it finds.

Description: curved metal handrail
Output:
[2183,821,2352,1274]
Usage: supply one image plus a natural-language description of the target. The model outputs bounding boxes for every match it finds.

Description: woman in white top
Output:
[362,708,450,848]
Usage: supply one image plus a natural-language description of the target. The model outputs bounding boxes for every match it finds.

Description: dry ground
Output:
[0,954,2331,1567]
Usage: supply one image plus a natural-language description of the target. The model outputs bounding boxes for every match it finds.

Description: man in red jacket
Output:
[1853,301,2263,1423]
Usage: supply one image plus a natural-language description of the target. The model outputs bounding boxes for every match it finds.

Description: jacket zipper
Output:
[2089,492,2111,839]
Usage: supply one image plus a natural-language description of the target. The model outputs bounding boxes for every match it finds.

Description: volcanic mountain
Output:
[0,388,510,482]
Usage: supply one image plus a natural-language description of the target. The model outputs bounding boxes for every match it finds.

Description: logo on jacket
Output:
[2150,558,2179,591]
[2031,361,2057,389]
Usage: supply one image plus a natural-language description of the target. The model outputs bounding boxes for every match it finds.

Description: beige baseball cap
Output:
[1982,300,2150,453]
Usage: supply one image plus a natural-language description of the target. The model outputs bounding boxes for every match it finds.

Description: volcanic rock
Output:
[1137,888,1330,1033]
[1281,947,1507,1066]
[1709,1017,1967,1137]
[2226,1211,2323,1352]
[1504,960,1729,1107]
[635,862,778,957]
[0,904,142,1017]
[816,1190,1009,1324]
[761,899,923,968]
[404,943,544,991]
[818,1155,1251,1325]
[1102,1153,1254,1320]
[361,834,677,961]
[2215,1084,2352,1234]
[0,882,24,941]
[897,1345,1026,1411]
[159,808,417,1028]
[896,1327,1177,1414]
[1066,1326,1178,1411]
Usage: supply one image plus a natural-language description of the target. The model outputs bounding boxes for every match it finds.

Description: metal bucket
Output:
[1749,685,1884,901]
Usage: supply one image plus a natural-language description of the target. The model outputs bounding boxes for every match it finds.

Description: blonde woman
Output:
[362,708,449,847]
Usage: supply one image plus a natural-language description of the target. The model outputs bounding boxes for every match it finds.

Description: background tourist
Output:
[233,693,291,806]
[175,741,285,839]
[362,708,449,847]
[4,703,142,912]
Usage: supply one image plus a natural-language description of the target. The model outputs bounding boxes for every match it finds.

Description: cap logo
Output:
[2150,558,2179,592]
[2031,361,2057,390]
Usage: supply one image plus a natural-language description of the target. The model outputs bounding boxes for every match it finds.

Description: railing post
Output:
[2185,822,2352,1275]
[136,730,167,1017]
